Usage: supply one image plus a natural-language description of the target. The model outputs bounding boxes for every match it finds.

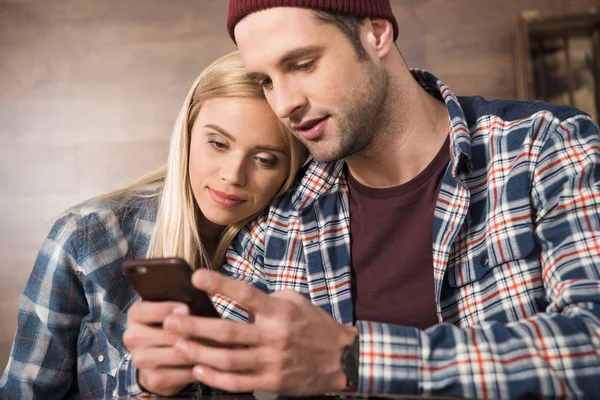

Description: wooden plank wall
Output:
[0,0,595,370]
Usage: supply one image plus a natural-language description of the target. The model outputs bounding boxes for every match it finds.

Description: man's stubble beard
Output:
[302,61,390,163]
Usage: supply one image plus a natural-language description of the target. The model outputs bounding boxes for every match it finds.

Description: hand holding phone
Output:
[122,257,220,318]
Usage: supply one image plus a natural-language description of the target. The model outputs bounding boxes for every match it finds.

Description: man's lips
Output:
[291,117,329,141]
[208,188,245,208]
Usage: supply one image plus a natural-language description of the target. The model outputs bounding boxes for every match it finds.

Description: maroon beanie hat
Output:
[227,0,398,43]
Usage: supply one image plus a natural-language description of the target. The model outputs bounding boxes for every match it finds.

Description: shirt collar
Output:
[292,69,472,211]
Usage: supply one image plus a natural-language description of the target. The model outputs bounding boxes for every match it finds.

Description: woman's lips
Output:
[292,117,329,141]
[208,188,245,208]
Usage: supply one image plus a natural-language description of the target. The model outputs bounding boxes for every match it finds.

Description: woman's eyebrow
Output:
[205,124,288,155]
[255,144,288,155]
[205,124,235,141]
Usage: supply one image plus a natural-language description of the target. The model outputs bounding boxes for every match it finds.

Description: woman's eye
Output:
[209,141,228,150]
[255,156,278,168]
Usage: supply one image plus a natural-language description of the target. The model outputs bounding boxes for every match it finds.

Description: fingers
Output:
[131,346,195,369]
[123,320,183,349]
[138,368,196,397]
[128,301,189,324]
[163,314,260,346]
[192,270,272,314]
[191,366,269,393]
[125,300,197,397]
[175,339,259,372]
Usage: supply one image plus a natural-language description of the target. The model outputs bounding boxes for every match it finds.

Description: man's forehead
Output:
[235,8,330,69]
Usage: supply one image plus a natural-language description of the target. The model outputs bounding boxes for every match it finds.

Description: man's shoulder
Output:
[256,159,346,226]
[254,185,301,227]
[458,96,587,127]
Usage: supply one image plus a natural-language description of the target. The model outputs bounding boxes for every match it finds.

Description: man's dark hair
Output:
[312,11,370,61]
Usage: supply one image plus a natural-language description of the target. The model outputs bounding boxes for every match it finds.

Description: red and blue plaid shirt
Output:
[216,70,600,398]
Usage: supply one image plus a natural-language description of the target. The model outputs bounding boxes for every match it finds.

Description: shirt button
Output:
[98,354,105,363]
[479,254,489,268]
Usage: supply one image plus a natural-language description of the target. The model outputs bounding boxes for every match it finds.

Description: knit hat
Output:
[227,0,398,43]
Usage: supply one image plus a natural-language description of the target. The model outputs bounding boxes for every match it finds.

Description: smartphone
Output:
[122,257,221,318]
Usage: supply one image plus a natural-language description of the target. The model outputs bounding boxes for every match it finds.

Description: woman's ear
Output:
[363,18,395,60]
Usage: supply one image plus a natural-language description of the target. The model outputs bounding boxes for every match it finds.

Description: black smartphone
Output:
[122,257,221,318]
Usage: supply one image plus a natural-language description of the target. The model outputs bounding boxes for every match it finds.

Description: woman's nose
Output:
[219,157,246,186]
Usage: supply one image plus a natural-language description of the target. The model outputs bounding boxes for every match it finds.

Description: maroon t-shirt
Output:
[348,137,450,329]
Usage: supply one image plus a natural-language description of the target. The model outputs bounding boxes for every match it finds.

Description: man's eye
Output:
[259,78,273,90]
[297,61,315,71]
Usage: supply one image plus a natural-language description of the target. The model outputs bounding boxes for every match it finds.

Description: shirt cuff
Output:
[356,320,421,394]
[113,352,144,397]
[126,360,145,396]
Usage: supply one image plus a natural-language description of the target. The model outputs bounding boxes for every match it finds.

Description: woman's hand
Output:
[123,301,196,396]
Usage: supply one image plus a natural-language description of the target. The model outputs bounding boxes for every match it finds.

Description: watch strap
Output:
[341,334,360,390]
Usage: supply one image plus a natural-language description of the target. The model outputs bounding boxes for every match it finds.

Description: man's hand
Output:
[123,301,196,396]
[162,269,358,395]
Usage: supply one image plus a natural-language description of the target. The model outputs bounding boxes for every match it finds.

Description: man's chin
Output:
[306,147,344,163]
[299,135,349,163]
[308,141,368,163]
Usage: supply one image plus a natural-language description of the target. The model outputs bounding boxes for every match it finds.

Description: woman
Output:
[0,51,306,399]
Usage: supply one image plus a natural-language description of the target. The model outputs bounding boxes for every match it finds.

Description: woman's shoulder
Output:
[48,192,159,259]
[63,192,157,226]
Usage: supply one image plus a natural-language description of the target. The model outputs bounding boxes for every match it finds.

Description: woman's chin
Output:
[202,210,243,227]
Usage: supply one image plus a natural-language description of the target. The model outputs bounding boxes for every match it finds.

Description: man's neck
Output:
[346,71,449,189]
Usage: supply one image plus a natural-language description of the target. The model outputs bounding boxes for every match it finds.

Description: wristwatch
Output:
[341,334,360,390]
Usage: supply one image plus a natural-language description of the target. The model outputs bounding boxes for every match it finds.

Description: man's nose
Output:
[271,79,307,120]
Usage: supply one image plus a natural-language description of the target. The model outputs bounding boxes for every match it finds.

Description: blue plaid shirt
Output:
[0,196,157,399]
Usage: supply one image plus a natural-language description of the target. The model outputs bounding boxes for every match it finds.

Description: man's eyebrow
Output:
[246,71,267,83]
[277,45,324,66]
[205,124,288,156]
[246,45,324,81]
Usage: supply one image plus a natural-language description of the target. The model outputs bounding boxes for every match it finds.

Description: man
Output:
[119,1,600,398]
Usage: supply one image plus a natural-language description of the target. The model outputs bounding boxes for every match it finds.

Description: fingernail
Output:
[172,305,189,315]
[175,340,189,353]
[163,316,181,331]
[193,365,205,377]
[194,270,212,288]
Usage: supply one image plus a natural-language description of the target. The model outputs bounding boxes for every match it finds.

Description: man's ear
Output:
[363,18,395,59]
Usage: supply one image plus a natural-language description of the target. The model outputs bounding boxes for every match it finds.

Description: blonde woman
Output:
[0,51,306,399]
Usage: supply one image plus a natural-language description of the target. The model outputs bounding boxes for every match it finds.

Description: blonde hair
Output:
[105,51,305,270]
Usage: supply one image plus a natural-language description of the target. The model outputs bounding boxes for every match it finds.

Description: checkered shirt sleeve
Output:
[0,213,89,398]
[356,113,600,398]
